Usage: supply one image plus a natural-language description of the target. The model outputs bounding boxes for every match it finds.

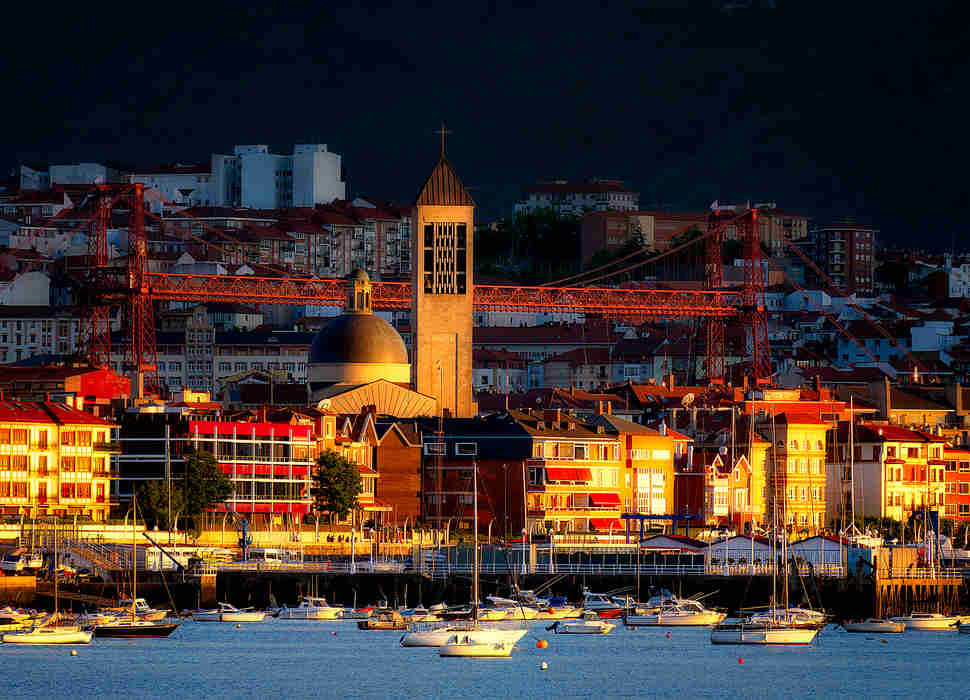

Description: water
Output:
[4,621,967,699]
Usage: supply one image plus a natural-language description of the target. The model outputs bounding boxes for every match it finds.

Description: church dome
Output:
[308,269,411,387]
[309,313,408,365]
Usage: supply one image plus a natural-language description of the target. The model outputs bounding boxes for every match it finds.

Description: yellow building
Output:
[0,400,117,521]
[590,415,677,520]
[760,412,828,535]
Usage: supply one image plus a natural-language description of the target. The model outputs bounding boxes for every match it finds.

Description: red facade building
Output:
[944,446,970,521]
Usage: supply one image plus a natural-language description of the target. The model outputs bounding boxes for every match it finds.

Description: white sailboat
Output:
[437,457,527,658]
[711,411,819,646]
[2,519,92,645]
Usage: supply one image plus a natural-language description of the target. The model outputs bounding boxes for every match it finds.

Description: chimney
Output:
[666,373,675,391]
[605,400,612,416]
[594,401,603,416]
[690,406,697,431]
[814,375,822,394]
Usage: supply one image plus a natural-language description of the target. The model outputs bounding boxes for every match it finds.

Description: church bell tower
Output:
[411,127,476,418]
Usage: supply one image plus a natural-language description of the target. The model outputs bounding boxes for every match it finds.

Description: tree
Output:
[182,449,233,523]
[136,480,186,531]
[310,449,362,523]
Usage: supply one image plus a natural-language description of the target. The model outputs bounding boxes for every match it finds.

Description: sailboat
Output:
[2,519,92,645]
[93,499,180,638]
[437,458,528,657]
[711,410,819,646]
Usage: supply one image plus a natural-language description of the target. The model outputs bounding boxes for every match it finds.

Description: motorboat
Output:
[536,606,583,620]
[342,606,375,620]
[581,590,623,619]
[401,605,440,623]
[749,607,827,629]
[439,633,516,658]
[484,596,538,620]
[400,623,528,648]
[192,602,266,623]
[889,612,960,630]
[711,619,819,645]
[843,618,905,634]
[277,597,342,620]
[552,612,616,635]
[624,598,726,627]
[357,610,408,630]
[0,550,43,574]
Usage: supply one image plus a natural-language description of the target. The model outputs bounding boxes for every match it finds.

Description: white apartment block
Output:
[130,165,214,214]
[515,179,638,217]
[210,144,345,210]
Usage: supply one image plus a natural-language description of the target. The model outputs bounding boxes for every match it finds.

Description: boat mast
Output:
[849,396,855,529]
[472,457,479,624]
[53,517,58,618]
[132,497,137,619]
[769,407,777,617]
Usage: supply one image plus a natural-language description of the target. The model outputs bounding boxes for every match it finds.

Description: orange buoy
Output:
[738,658,744,664]
[536,639,548,649]
[665,633,671,639]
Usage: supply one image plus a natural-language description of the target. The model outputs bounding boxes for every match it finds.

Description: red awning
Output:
[545,467,592,482]
[885,459,905,464]
[589,518,623,531]
[588,492,622,507]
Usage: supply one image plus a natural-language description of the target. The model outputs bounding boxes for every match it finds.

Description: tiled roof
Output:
[543,347,612,366]
[415,158,475,206]
[0,399,112,426]
[890,388,952,412]
[474,322,618,346]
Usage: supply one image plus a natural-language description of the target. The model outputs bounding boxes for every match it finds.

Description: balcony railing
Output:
[93,441,122,453]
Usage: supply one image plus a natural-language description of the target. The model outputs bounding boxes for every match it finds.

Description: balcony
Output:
[93,441,122,453]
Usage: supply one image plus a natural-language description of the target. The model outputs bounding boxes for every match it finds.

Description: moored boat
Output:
[889,612,960,630]
[552,612,615,635]
[711,619,819,645]
[357,610,408,630]
[843,618,905,634]
[400,623,528,648]
[192,602,266,623]
[624,598,726,627]
[439,633,515,658]
[277,597,342,620]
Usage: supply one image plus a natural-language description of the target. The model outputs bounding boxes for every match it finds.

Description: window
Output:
[424,442,445,456]
[574,444,588,460]
[906,447,919,459]
[961,462,970,473]
[886,446,896,458]
[455,443,477,456]
[61,456,75,471]
[960,483,970,495]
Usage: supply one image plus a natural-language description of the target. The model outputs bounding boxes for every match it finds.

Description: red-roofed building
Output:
[0,399,117,520]
[826,422,947,524]
[0,365,129,415]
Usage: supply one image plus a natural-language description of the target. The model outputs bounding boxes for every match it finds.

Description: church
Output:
[307,138,477,418]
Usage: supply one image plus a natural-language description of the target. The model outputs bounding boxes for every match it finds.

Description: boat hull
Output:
[711,624,819,645]
[555,621,615,634]
[894,618,959,630]
[278,609,341,620]
[624,611,726,627]
[844,621,905,634]
[2,630,93,644]
[401,627,528,647]
[93,622,181,638]
[439,635,517,657]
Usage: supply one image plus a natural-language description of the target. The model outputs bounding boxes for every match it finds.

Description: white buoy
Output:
[71,650,78,657]
[540,662,548,670]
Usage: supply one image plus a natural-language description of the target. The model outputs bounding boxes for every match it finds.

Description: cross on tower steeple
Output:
[434,122,452,158]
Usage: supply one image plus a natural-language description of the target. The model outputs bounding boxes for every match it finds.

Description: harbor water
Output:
[3,620,967,699]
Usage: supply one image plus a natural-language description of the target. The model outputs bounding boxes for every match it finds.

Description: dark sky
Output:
[5,1,969,247]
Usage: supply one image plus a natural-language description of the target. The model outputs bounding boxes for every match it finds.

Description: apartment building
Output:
[806,222,877,295]
[515,179,639,217]
[0,306,86,362]
[826,423,947,523]
[187,417,317,523]
[761,412,828,534]
[0,400,117,521]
